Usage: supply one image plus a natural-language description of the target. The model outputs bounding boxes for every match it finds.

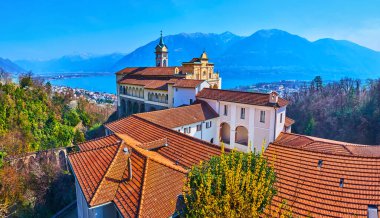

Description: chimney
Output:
[269,91,279,104]
[123,147,133,181]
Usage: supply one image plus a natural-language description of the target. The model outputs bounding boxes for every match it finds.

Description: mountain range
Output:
[0,57,25,73]
[8,29,380,80]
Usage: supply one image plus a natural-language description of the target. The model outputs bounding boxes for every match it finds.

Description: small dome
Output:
[200,51,208,60]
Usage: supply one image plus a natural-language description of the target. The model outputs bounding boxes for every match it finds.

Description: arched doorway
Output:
[220,122,231,144]
[140,103,145,113]
[212,84,218,89]
[133,102,139,114]
[121,99,126,116]
[235,126,248,146]
[127,100,132,115]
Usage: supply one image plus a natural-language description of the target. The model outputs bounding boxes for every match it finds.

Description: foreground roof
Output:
[196,88,289,107]
[265,132,380,217]
[134,103,218,129]
[105,115,223,168]
[69,134,188,217]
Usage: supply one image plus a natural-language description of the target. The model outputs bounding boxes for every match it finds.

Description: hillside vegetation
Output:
[286,76,380,145]
[0,73,114,217]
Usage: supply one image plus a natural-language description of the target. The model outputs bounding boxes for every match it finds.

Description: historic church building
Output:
[68,33,380,218]
[116,33,221,117]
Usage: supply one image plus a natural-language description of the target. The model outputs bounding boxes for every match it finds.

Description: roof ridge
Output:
[131,115,228,152]
[135,102,202,118]
[69,141,121,155]
[270,142,380,159]
[137,157,149,218]
[115,133,188,173]
[200,87,272,96]
[76,134,119,146]
[88,142,122,206]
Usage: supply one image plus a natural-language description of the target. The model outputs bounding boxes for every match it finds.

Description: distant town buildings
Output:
[52,85,116,105]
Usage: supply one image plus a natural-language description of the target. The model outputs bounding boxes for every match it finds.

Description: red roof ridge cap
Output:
[88,142,124,206]
[76,134,120,147]
[68,141,121,156]
[270,139,380,158]
[137,155,149,218]
[115,133,188,173]
[130,115,229,152]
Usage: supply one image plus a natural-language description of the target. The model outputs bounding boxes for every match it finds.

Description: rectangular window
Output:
[188,127,191,133]
[196,124,202,131]
[224,105,228,116]
[206,121,212,129]
[260,111,266,123]
[241,108,245,119]
[280,113,283,123]
[190,99,193,104]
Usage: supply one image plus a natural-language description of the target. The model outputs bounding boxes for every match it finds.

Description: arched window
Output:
[220,123,231,144]
[235,126,248,146]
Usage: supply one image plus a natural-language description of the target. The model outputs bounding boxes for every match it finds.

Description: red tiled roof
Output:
[105,115,223,168]
[116,67,182,76]
[274,132,380,157]
[69,134,188,218]
[173,79,205,88]
[119,77,206,91]
[284,116,295,128]
[68,142,121,203]
[134,102,218,129]
[265,132,380,217]
[77,134,121,151]
[196,88,289,107]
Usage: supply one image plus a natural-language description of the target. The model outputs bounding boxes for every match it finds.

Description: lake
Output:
[48,73,299,94]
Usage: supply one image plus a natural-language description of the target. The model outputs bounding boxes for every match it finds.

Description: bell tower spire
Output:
[155,31,168,67]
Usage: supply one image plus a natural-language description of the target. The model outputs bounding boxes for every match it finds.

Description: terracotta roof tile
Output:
[284,116,295,128]
[265,133,380,217]
[69,135,189,218]
[105,115,223,168]
[196,88,289,107]
[77,134,121,151]
[139,159,186,218]
[68,142,120,203]
[134,102,219,129]
[119,77,203,91]
[116,67,182,76]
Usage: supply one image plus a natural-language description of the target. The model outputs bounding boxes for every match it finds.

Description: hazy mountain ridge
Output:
[0,57,25,73]
[14,29,380,80]
[16,53,125,74]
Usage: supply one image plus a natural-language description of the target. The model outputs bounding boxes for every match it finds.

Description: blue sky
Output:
[1,0,380,60]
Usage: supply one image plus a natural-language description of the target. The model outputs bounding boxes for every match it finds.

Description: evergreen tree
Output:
[183,146,292,217]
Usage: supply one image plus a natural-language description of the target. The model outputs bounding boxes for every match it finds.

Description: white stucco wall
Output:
[173,81,210,107]
[197,97,282,153]
[173,87,196,107]
[173,118,218,144]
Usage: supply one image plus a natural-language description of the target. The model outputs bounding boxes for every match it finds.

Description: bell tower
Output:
[155,31,168,67]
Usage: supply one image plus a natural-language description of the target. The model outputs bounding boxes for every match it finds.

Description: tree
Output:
[19,72,34,88]
[183,146,282,217]
[0,68,11,84]
[73,130,85,144]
